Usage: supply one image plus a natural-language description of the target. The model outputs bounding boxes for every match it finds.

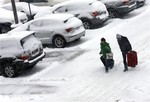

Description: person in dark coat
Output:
[116,34,132,72]
[100,38,112,73]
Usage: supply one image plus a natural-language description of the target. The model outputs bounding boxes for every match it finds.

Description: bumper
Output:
[65,30,85,42]
[89,16,109,26]
[16,52,46,69]
[117,3,137,14]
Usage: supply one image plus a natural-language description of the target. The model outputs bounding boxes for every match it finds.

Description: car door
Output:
[29,19,54,44]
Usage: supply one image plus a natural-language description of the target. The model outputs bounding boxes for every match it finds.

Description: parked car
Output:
[0,8,28,34]
[1,2,51,20]
[98,0,137,18]
[0,31,45,77]
[10,14,85,48]
[35,0,109,29]
[136,0,145,8]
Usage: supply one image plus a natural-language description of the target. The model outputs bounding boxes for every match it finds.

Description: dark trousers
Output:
[100,56,108,71]
[122,53,128,69]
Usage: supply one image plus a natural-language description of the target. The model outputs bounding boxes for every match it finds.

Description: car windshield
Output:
[21,34,40,50]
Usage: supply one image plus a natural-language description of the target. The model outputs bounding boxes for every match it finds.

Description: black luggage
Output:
[106,53,114,68]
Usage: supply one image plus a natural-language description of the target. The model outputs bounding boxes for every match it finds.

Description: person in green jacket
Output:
[100,38,113,73]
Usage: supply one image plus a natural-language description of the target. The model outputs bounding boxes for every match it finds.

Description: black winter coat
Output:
[117,36,132,53]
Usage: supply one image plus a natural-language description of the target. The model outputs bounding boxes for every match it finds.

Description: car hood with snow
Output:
[0,8,28,24]
[1,2,51,16]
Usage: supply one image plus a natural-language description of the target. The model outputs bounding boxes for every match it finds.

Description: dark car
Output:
[99,0,137,18]
[0,31,45,77]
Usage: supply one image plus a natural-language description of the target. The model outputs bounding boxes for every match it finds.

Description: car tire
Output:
[82,20,92,29]
[108,9,119,18]
[1,26,11,33]
[52,35,66,48]
[2,63,18,78]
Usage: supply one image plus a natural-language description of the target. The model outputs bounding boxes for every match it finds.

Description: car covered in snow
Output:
[98,0,137,18]
[0,31,45,77]
[0,8,28,34]
[10,14,85,48]
[35,0,109,29]
[136,0,145,8]
[1,2,51,20]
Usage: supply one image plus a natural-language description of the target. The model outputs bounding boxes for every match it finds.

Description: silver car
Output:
[11,14,85,48]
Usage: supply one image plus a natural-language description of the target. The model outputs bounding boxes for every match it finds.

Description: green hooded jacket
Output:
[100,42,111,58]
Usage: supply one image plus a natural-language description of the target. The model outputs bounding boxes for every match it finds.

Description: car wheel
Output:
[2,64,18,78]
[1,26,11,33]
[82,20,92,29]
[108,9,119,18]
[52,35,66,48]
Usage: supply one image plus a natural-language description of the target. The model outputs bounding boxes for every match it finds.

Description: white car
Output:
[1,2,51,20]
[0,31,45,77]
[0,8,28,34]
[35,0,109,29]
[10,14,85,48]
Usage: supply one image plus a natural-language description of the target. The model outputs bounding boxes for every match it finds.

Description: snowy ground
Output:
[0,0,5,5]
[0,1,150,102]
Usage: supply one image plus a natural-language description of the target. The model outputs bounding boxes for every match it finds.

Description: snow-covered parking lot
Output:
[0,1,150,102]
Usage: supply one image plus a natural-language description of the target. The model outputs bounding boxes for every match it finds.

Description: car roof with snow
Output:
[51,0,106,13]
[52,0,98,8]
[35,13,74,22]
[0,31,35,41]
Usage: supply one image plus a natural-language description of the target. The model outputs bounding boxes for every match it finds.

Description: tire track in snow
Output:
[90,66,147,102]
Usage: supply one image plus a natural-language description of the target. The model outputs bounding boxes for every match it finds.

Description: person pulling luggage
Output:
[99,38,114,73]
[116,34,132,72]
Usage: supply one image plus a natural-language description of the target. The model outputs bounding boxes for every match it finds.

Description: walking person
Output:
[99,38,114,73]
[116,34,132,72]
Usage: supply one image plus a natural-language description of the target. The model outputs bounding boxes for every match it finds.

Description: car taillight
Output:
[66,28,73,32]
[19,54,29,60]
[19,52,30,61]
[91,11,98,17]
[123,0,129,5]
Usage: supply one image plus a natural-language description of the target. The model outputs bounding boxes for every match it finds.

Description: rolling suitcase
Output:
[127,50,138,67]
